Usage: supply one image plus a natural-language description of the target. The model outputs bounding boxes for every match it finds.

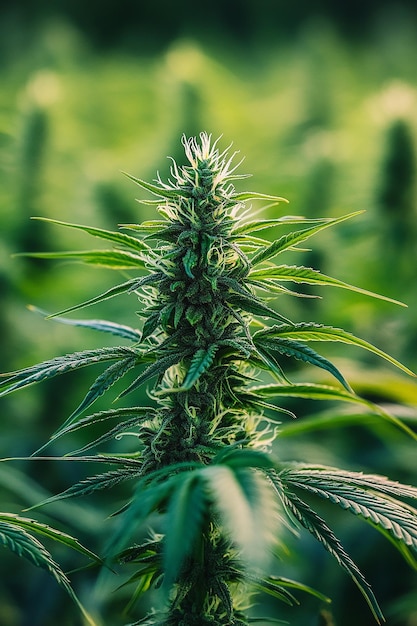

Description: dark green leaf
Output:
[0,347,138,397]
[227,293,293,325]
[254,322,415,377]
[163,473,206,588]
[60,356,139,432]
[29,306,142,342]
[0,513,102,564]
[269,476,384,624]
[254,336,352,391]
[180,345,219,390]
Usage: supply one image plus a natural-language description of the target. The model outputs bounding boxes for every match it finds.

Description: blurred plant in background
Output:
[1,3,417,625]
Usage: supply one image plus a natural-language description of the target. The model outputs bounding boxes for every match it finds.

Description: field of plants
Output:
[1,4,417,626]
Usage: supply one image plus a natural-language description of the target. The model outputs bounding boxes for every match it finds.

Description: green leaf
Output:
[269,477,384,624]
[254,336,352,391]
[28,306,142,342]
[119,351,190,398]
[0,347,138,397]
[123,171,181,199]
[0,512,102,564]
[182,248,198,278]
[0,518,98,626]
[249,577,298,606]
[31,216,150,252]
[44,276,148,318]
[213,448,275,471]
[58,355,139,434]
[250,211,363,265]
[227,292,293,325]
[254,322,416,378]
[179,345,219,390]
[232,216,335,236]
[30,468,139,507]
[68,414,148,455]
[280,466,417,567]
[250,344,291,382]
[201,465,277,566]
[120,220,168,233]
[248,265,407,307]
[234,191,289,203]
[109,473,184,555]
[163,473,206,588]
[19,249,145,269]
[249,382,417,440]
[52,406,155,442]
[257,575,331,603]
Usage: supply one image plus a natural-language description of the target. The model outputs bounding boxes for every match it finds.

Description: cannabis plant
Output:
[1,133,417,626]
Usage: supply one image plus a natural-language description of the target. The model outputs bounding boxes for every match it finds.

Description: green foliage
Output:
[1,134,417,626]
[0,513,99,626]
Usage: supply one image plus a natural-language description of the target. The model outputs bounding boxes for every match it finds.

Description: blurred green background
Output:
[1,2,417,625]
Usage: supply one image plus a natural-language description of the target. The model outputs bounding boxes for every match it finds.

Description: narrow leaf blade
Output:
[31,217,150,252]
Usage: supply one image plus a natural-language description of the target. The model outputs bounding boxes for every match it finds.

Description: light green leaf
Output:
[163,473,206,588]
[248,265,407,306]
[249,577,298,606]
[58,356,139,434]
[120,220,168,233]
[201,465,276,566]
[53,406,155,441]
[250,211,363,266]
[123,171,181,199]
[18,249,145,269]
[29,468,138,508]
[213,448,275,471]
[251,383,417,441]
[280,467,417,567]
[234,191,289,203]
[45,276,151,318]
[227,292,293,325]
[232,216,335,236]
[261,575,331,603]
[119,351,190,398]
[31,217,150,252]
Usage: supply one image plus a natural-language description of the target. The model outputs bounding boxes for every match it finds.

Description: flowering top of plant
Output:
[1,133,417,626]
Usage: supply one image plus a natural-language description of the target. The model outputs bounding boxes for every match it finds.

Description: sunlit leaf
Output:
[31,216,150,252]
[250,212,363,265]
[248,265,407,306]
[17,249,145,269]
